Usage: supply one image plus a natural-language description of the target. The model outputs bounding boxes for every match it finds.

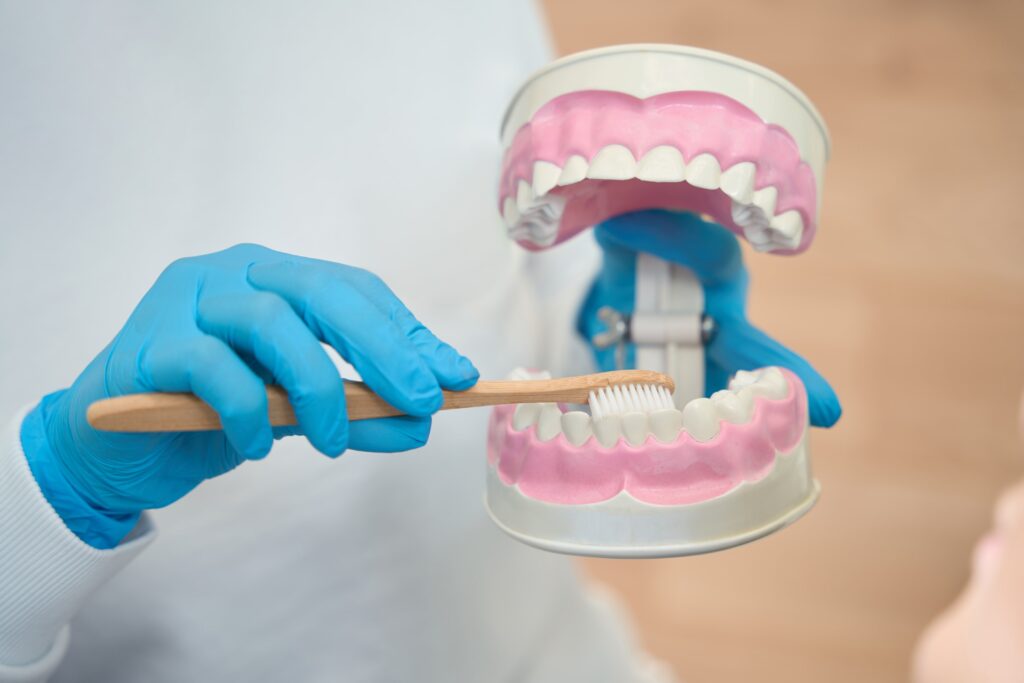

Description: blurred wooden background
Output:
[541,0,1024,680]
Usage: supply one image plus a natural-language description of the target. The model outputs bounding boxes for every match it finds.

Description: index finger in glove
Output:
[246,260,443,417]
[343,267,479,391]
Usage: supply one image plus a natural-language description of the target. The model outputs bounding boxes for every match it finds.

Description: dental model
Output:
[488,45,836,558]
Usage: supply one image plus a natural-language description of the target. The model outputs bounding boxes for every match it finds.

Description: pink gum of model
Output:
[487,368,808,506]
[498,91,819,254]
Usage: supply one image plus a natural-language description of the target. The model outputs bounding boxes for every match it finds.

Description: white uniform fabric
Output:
[0,2,673,682]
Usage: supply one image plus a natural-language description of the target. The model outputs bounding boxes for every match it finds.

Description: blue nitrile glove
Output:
[577,210,841,428]
[22,244,479,548]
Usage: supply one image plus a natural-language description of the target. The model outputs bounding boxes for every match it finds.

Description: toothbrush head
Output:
[587,383,674,420]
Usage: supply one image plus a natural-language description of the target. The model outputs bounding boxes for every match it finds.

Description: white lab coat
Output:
[0,2,671,681]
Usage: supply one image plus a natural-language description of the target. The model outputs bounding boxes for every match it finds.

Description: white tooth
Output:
[531,161,561,198]
[682,398,720,442]
[516,180,534,215]
[649,408,683,443]
[720,162,756,204]
[525,369,552,381]
[635,145,686,182]
[505,367,553,381]
[592,415,622,448]
[747,234,777,253]
[768,210,804,249]
[685,153,721,190]
[751,367,788,399]
[505,367,531,381]
[502,197,519,229]
[621,412,648,446]
[729,370,760,390]
[512,403,541,431]
[752,186,778,217]
[558,154,589,186]
[586,145,636,180]
[536,404,562,441]
[561,411,593,446]
[710,390,754,424]
[735,387,757,410]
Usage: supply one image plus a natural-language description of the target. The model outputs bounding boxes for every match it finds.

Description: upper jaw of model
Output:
[498,44,830,254]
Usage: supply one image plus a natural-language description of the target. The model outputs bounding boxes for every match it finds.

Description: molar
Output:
[730,370,760,390]
[710,389,754,424]
[636,145,686,182]
[536,404,563,441]
[508,218,558,249]
[685,153,721,190]
[751,367,788,399]
[561,411,593,446]
[768,210,804,249]
[682,398,720,442]
[586,145,636,180]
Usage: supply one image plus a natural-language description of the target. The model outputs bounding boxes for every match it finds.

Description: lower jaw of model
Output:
[486,45,829,558]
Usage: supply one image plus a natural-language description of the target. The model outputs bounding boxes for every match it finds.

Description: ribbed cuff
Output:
[22,392,141,549]
[0,408,155,674]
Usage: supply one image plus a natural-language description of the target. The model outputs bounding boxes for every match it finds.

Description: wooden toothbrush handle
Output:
[86,370,673,433]
[87,382,403,433]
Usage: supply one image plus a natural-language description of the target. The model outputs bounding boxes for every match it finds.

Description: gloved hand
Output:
[22,244,479,548]
[577,210,841,428]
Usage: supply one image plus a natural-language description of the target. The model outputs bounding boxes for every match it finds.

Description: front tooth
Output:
[621,412,648,446]
[502,197,520,229]
[635,145,686,182]
[720,162,756,204]
[649,408,683,443]
[561,411,593,446]
[536,404,562,441]
[685,153,721,190]
[586,145,636,180]
[768,210,804,249]
[558,155,589,186]
[752,186,778,217]
[516,180,534,214]
[710,390,754,424]
[512,403,541,431]
[592,415,622,448]
[682,398,720,442]
[531,161,561,198]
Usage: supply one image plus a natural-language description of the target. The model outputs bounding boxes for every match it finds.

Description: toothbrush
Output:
[86,370,674,433]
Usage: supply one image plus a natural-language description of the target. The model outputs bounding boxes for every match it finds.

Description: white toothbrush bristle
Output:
[586,383,674,417]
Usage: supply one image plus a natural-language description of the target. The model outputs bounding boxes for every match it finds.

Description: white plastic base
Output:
[485,436,818,558]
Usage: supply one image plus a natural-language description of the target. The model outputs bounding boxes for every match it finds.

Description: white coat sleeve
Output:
[0,410,155,683]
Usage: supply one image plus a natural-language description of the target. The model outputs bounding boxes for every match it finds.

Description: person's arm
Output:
[0,408,156,683]
[0,243,478,681]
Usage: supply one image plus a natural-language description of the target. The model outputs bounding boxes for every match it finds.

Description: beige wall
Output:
[541,1,1024,680]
